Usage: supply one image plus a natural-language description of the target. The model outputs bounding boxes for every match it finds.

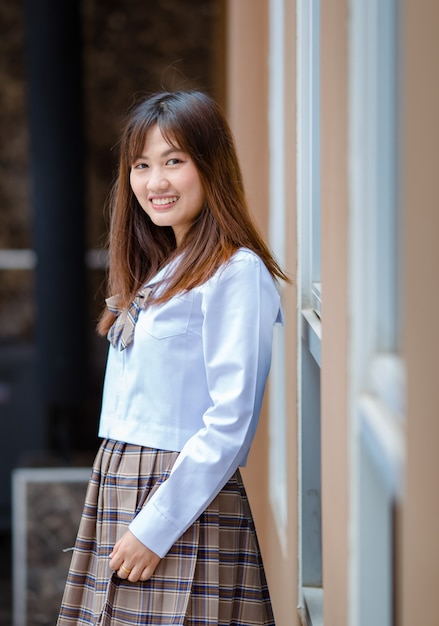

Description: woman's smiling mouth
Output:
[150,196,179,209]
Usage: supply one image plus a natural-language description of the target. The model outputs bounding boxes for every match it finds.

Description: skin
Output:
[130,123,205,246]
[109,126,205,582]
[109,530,161,582]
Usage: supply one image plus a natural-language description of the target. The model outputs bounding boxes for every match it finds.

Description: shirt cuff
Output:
[128,501,183,558]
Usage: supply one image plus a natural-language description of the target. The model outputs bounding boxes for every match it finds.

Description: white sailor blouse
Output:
[98,247,284,557]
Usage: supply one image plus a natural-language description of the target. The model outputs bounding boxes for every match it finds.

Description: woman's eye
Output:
[167,158,182,166]
[133,162,148,170]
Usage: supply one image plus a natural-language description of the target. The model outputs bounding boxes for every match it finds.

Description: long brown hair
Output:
[98,90,288,335]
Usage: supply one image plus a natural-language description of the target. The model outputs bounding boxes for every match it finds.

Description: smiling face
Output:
[129,124,205,246]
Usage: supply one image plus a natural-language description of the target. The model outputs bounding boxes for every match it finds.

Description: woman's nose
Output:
[147,167,169,191]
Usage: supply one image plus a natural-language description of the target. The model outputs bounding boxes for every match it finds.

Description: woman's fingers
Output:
[117,563,133,579]
[109,530,161,582]
[115,563,153,583]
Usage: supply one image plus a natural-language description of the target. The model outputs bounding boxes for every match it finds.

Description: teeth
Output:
[152,197,178,206]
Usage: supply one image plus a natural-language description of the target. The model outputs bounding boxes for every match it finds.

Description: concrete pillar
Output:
[23,0,86,455]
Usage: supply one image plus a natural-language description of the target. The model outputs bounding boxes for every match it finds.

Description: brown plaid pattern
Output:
[106,287,153,350]
[57,440,275,625]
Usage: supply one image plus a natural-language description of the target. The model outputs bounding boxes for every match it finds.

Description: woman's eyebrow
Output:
[161,147,184,157]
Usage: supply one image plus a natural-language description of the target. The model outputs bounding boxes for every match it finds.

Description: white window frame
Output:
[348,0,404,624]
[0,249,107,270]
[268,0,288,550]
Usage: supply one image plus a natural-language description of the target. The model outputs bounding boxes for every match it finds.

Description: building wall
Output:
[226,0,439,625]
[226,1,300,624]
[320,0,349,623]
[401,1,439,624]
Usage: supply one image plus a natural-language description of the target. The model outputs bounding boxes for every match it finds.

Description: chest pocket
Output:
[137,291,194,339]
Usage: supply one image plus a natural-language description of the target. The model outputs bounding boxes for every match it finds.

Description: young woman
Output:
[57,89,288,626]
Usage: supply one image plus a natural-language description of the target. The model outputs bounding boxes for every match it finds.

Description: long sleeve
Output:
[128,251,282,558]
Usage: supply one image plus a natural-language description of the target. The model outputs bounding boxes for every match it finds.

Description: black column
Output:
[23,0,86,457]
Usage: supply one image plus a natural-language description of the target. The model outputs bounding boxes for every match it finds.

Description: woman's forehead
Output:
[131,122,181,154]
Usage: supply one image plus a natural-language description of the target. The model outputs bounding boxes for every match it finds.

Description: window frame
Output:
[348,0,404,623]
[268,0,288,547]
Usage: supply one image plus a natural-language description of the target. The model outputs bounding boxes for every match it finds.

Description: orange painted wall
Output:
[226,1,299,624]
[320,1,349,624]
[400,1,439,624]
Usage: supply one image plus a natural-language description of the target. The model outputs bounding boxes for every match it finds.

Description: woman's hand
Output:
[109,529,161,582]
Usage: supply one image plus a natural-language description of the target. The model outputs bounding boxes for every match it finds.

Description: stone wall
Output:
[13,468,91,626]
[0,2,33,339]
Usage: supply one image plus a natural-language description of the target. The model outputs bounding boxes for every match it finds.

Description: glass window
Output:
[297,0,323,612]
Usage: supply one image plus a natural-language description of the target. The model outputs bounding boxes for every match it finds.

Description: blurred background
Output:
[3,1,438,625]
[0,0,225,622]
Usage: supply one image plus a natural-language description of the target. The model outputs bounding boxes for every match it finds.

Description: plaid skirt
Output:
[57,439,275,625]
